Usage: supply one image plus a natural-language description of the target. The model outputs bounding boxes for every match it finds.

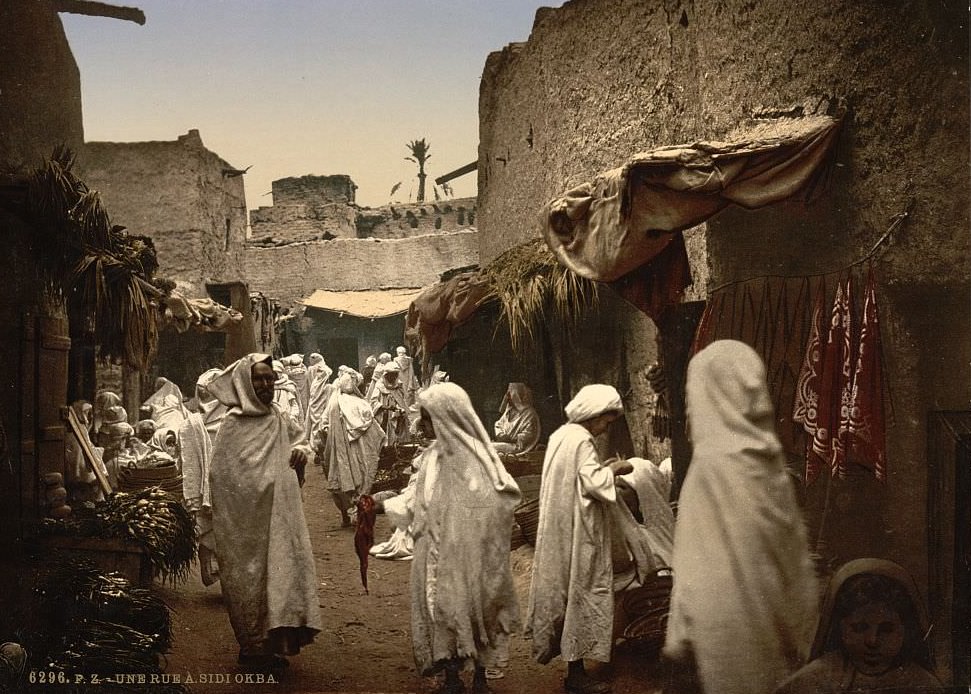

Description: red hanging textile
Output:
[793,278,827,484]
[845,266,887,481]
[810,274,853,479]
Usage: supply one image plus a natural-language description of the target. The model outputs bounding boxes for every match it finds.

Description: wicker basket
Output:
[117,464,183,501]
[513,497,541,546]
[620,569,672,650]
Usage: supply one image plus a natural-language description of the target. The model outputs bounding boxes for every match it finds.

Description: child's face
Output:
[839,602,905,675]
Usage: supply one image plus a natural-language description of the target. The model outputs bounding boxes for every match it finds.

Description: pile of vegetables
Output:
[24,559,186,694]
[41,487,196,584]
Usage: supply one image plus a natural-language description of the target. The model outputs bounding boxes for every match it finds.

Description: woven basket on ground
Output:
[513,497,541,546]
[620,569,673,650]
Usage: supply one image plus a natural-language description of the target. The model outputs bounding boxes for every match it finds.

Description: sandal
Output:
[564,673,612,694]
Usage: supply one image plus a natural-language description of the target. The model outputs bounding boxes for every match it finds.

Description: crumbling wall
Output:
[250,189,477,244]
[250,175,359,242]
[358,198,477,239]
[475,0,971,642]
[77,130,248,294]
[242,230,480,306]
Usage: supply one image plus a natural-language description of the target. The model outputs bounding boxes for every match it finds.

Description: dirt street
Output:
[157,464,664,693]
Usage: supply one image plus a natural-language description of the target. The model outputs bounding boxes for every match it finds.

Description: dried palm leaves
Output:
[24,146,159,370]
[480,238,598,353]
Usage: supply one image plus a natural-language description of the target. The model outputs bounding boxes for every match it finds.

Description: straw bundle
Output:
[480,238,598,353]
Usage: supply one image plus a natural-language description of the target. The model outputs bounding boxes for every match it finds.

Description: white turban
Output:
[564,384,624,423]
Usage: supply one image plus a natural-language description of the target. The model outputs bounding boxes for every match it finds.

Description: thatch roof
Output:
[24,147,159,369]
[480,238,598,352]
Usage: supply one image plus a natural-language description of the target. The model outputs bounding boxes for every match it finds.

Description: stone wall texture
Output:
[243,230,480,306]
[250,190,476,244]
[358,198,477,239]
[475,0,970,660]
[77,130,248,294]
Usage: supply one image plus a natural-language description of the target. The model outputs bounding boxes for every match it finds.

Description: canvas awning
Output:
[301,287,427,319]
[542,114,841,317]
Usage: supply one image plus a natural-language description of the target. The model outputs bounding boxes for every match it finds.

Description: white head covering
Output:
[406,382,522,673]
[665,340,816,694]
[396,346,407,356]
[564,384,623,423]
[378,352,392,364]
[308,353,323,366]
[207,353,274,417]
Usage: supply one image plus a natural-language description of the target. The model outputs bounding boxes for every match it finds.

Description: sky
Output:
[60,1,557,210]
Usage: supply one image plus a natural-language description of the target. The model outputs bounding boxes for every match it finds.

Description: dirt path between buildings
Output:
[156,464,664,694]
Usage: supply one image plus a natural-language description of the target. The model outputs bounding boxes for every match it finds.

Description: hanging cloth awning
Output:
[162,289,243,333]
[404,272,494,357]
[541,115,841,316]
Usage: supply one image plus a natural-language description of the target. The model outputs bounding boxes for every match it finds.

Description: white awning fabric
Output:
[300,287,428,319]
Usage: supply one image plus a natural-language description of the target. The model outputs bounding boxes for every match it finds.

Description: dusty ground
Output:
[156,464,665,693]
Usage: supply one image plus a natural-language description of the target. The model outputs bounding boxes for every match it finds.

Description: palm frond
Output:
[24,148,160,370]
[480,238,598,353]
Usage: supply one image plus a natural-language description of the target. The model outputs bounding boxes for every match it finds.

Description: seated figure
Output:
[492,382,541,455]
[776,558,945,694]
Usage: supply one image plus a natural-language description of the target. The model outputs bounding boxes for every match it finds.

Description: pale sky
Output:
[61,1,557,210]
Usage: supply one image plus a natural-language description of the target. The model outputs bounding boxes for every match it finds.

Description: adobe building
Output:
[244,174,481,367]
[77,129,257,394]
[78,129,248,296]
[0,0,150,543]
[472,0,969,685]
[249,173,477,244]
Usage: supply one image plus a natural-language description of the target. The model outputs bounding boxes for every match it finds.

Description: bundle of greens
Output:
[41,487,196,584]
[30,559,186,693]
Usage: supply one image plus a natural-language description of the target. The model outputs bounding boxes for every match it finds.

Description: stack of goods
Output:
[24,558,187,694]
[41,487,196,584]
[372,443,422,494]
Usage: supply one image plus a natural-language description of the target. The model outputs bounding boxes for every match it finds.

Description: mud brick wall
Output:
[474,0,971,649]
[78,130,248,294]
[242,229,479,306]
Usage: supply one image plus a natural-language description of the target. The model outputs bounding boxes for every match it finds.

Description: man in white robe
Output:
[272,359,303,426]
[370,362,409,446]
[526,384,632,694]
[323,369,386,526]
[493,382,542,454]
[207,354,321,670]
[394,346,419,406]
[284,354,310,417]
[178,368,224,586]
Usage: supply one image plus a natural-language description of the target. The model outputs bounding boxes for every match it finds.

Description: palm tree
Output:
[405,138,431,203]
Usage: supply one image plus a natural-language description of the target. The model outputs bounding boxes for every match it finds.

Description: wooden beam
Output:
[434,161,477,186]
[54,0,146,25]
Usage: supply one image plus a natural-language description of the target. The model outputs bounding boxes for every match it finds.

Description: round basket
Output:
[513,497,541,546]
[117,465,183,501]
[622,606,669,649]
